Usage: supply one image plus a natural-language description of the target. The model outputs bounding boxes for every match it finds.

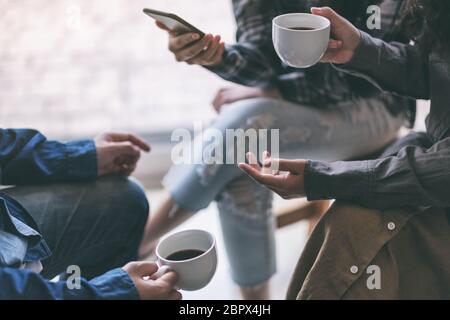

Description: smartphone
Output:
[143,8,205,37]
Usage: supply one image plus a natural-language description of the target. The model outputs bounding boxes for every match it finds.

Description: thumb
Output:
[135,262,159,277]
[311,6,346,28]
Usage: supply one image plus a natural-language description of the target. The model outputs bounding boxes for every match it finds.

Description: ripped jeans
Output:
[164,97,405,287]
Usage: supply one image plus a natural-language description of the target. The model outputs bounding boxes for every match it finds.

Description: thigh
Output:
[3,176,149,279]
[212,96,403,162]
[165,96,404,212]
[224,97,404,161]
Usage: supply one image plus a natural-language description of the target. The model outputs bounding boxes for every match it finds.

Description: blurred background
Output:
[0,0,235,137]
[0,0,431,300]
[0,0,239,188]
[0,0,312,300]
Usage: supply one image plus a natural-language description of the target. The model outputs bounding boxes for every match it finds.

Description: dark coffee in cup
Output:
[166,249,205,261]
[156,229,217,291]
[273,13,331,68]
[289,27,316,31]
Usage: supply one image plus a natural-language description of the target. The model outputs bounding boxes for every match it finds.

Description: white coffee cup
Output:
[155,229,217,291]
[273,13,330,68]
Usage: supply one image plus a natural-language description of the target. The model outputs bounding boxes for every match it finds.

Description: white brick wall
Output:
[0,0,235,138]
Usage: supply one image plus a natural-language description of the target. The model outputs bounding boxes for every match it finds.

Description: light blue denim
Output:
[164,97,405,287]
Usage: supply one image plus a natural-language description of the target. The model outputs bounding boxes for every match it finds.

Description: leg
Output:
[3,175,149,280]
[216,175,275,300]
[213,97,404,298]
[142,96,405,296]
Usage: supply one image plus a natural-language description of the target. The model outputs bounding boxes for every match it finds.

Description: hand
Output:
[311,7,361,64]
[238,152,307,200]
[122,262,182,300]
[212,85,280,113]
[94,132,151,176]
[156,21,225,66]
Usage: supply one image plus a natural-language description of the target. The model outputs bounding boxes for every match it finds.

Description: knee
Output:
[218,98,277,131]
[217,175,273,220]
[93,176,150,228]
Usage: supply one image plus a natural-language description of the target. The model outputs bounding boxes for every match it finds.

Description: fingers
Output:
[174,34,213,62]
[124,261,159,277]
[105,133,151,152]
[212,89,227,112]
[264,159,303,174]
[168,290,183,300]
[238,163,284,189]
[137,262,159,277]
[246,152,262,171]
[155,271,178,287]
[187,35,222,65]
[321,51,337,63]
[311,7,345,27]
[238,163,263,180]
[172,34,224,66]
[116,158,137,176]
[169,32,202,52]
[261,151,272,174]
[115,141,142,159]
[201,35,222,60]
[155,21,170,32]
[210,42,225,65]
[328,39,343,49]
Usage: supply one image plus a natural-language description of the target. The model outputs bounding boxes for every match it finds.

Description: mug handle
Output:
[152,265,172,279]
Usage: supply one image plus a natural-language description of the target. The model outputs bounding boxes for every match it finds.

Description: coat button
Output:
[387,222,396,231]
[350,265,359,274]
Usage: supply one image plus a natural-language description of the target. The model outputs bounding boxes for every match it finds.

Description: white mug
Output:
[155,229,217,291]
[273,13,330,68]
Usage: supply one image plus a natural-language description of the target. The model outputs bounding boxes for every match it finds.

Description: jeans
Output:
[2,176,149,280]
[164,97,405,287]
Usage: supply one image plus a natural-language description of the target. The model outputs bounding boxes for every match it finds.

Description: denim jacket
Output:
[0,129,139,300]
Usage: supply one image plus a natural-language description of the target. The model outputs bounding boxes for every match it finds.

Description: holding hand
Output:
[95,132,151,176]
[311,7,361,64]
[238,152,307,200]
[156,21,225,66]
[122,262,182,300]
[212,85,280,113]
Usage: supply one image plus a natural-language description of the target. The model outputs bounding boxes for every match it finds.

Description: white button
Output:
[350,266,359,274]
[387,222,396,231]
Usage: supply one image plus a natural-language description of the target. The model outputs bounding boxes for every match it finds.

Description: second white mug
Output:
[155,229,217,291]
[273,13,330,68]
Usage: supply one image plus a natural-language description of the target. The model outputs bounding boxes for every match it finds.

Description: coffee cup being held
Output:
[154,229,217,291]
[273,13,330,68]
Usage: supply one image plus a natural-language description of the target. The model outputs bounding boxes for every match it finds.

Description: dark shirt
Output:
[305,31,450,209]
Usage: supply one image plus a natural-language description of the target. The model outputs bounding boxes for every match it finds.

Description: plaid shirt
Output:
[209,0,414,122]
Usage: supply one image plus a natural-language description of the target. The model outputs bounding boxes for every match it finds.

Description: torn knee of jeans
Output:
[246,114,276,130]
[280,127,312,146]
[195,164,221,186]
[216,176,273,220]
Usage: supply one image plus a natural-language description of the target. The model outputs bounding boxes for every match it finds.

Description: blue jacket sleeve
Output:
[0,267,139,300]
[0,129,97,185]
